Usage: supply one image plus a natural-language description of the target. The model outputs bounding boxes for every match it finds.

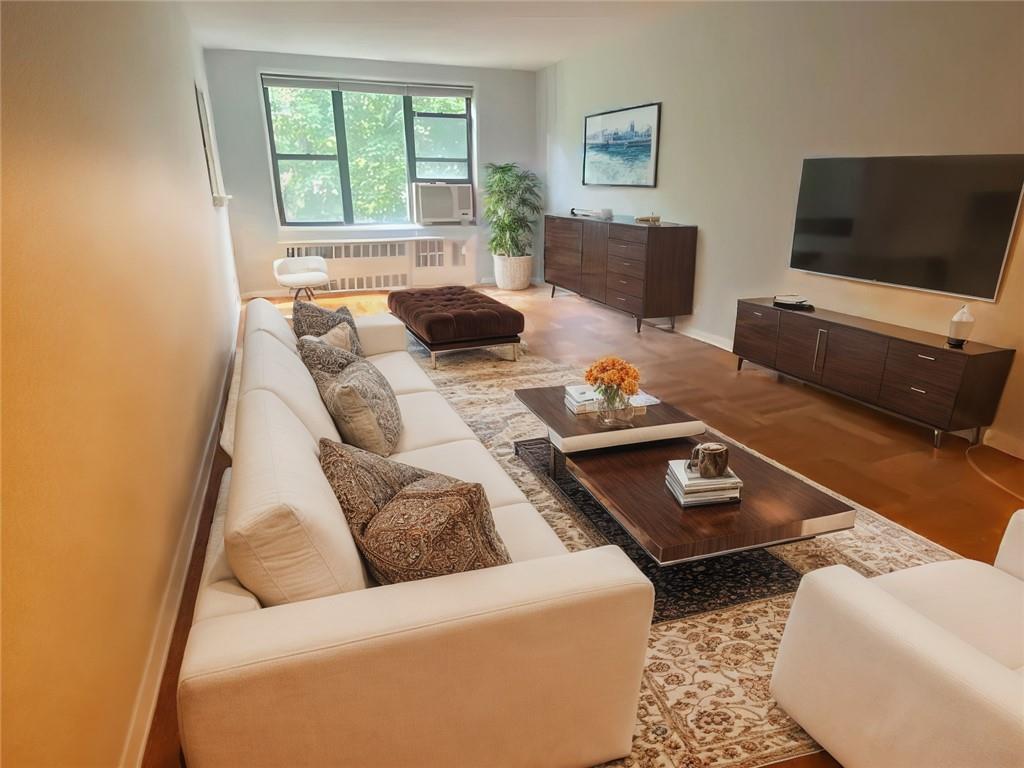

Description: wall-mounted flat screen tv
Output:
[789,154,1024,300]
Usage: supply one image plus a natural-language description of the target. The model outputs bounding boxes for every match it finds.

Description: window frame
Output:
[403,95,474,186]
[263,83,473,227]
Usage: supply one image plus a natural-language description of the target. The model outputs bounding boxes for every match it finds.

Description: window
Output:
[263,76,472,226]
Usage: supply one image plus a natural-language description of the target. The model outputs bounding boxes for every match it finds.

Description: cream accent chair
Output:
[771,510,1024,768]
[177,299,655,768]
[273,255,329,300]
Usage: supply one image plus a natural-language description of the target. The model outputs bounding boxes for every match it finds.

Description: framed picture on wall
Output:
[583,102,661,187]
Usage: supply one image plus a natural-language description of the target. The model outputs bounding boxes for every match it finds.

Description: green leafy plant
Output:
[483,162,542,258]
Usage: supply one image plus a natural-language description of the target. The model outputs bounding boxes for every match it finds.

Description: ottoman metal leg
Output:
[512,343,519,361]
[430,351,438,370]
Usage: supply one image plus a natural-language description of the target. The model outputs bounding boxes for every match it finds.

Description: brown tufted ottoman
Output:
[387,286,524,368]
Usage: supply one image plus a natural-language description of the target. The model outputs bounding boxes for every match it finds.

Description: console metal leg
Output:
[548,443,566,479]
[933,429,942,449]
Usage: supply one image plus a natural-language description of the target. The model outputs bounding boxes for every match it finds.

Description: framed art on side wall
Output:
[583,102,661,187]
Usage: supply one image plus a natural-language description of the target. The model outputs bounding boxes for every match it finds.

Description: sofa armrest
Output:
[995,509,1024,580]
[179,545,653,768]
[771,565,1024,768]
[354,312,407,356]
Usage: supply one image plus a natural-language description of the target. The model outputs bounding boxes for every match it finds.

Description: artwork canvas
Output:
[583,102,661,187]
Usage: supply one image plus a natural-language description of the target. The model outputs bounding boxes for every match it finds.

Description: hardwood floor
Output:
[258,286,1024,768]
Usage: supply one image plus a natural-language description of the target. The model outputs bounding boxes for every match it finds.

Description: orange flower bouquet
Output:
[584,356,640,426]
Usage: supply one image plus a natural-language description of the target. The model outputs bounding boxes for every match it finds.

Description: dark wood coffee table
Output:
[515,386,855,565]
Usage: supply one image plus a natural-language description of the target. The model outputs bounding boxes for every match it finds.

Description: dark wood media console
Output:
[543,214,697,332]
[733,298,1015,447]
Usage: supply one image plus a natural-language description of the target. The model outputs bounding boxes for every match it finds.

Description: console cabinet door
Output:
[733,303,780,367]
[580,220,608,302]
[776,312,830,383]
[821,327,888,403]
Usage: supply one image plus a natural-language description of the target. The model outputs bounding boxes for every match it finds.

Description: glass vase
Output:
[597,387,635,427]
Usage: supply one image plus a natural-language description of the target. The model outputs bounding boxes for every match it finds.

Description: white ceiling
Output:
[184,1,680,71]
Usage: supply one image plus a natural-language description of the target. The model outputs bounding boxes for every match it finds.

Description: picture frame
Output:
[583,102,661,187]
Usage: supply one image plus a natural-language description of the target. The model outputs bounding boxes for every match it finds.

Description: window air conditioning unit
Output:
[414,183,473,224]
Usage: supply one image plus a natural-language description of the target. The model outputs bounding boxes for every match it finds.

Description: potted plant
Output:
[483,162,542,290]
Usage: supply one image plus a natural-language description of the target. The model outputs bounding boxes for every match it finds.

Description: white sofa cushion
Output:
[245,298,298,353]
[392,392,476,453]
[352,312,409,357]
[391,439,529,510]
[491,503,568,562]
[365,350,435,395]
[226,389,368,606]
[240,331,340,443]
[874,559,1024,669]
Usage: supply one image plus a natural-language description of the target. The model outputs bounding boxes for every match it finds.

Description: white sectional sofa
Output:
[177,299,654,768]
[771,510,1024,768]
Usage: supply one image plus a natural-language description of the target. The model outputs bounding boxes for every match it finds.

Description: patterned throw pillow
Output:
[311,362,403,456]
[298,336,360,376]
[292,301,364,356]
[319,440,512,584]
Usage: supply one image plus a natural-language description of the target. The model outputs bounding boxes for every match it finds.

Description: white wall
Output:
[539,1,1024,456]
[204,49,538,295]
[2,3,239,766]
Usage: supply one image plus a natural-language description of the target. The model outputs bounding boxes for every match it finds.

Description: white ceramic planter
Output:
[492,254,534,290]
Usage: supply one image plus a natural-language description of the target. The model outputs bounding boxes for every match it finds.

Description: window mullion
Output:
[402,95,418,189]
[332,91,355,225]
[263,86,290,225]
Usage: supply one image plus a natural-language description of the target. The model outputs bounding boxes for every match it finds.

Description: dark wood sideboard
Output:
[543,214,697,333]
[733,298,1015,447]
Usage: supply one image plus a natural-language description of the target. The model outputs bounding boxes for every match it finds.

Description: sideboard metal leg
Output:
[737,358,744,371]
[635,317,642,334]
[550,284,556,298]
[971,427,982,446]
[933,429,942,449]
[670,316,676,330]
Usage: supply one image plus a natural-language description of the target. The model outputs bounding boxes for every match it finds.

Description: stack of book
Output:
[665,460,742,507]
[564,385,662,415]
[564,385,602,414]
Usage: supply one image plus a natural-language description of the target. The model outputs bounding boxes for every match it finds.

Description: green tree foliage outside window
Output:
[265,86,472,225]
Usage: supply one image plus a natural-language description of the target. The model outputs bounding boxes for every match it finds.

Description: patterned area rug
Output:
[412,344,955,768]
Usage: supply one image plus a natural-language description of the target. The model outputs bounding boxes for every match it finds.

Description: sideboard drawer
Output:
[607,254,645,279]
[884,340,966,394]
[878,377,956,428]
[607,239,647,262]
[606,288,644,315]
[733,302,780,368]
[608,224,647,244]
[606,270,644,299]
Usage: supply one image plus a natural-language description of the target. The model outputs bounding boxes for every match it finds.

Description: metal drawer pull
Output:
[753,311,763,317]
[619,280,628,284]
[917,354,936,361]
[622,261,632,266]
[812,328,828,373]
[910,386,927,394]
[616,297,626,302]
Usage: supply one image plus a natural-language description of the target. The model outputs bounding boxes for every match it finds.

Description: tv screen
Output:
[789,154,1024,300]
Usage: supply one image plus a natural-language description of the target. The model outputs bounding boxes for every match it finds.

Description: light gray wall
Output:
[538,1,1024,455]
[204,49,538,294]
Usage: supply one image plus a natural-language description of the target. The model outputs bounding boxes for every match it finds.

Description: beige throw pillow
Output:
[319,440,511,584]
[292,300,364,356]
[311,362,402,456]
[303,322,357,354]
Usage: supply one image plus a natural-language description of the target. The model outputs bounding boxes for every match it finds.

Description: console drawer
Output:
[607,239,647,262]
[878,377,956,428]
[733,302,780,368]
[883,340,966,393]
[607,254,645,279]
[606,288,643,316]
[608,224,647,244]
[606,270,644,298]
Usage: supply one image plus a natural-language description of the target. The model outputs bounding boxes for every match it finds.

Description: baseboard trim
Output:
[675,325,733,352]
[984,428,1024,460]
[120,320,238,768]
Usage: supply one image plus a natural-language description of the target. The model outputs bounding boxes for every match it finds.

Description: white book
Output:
[565,396,600,415]
[565,384,599,404]
[667,460,742,491]
[666,473,741,499]
[666,477,740,507]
